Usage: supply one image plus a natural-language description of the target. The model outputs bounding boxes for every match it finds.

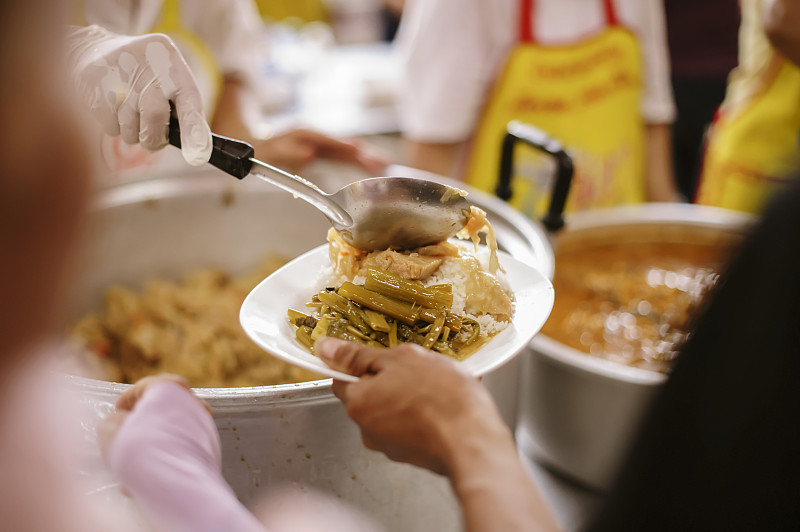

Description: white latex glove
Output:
[66,25,213,166]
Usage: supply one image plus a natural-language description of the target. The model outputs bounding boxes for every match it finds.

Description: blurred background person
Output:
[70,0,387,180]
[0,1,136,528]
[664,0,739,201]
[0,1,382,529]
[395,0,678,219]
[695,0,800,213]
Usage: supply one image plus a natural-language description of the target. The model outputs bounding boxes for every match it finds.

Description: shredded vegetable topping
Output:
[457,206,502,275]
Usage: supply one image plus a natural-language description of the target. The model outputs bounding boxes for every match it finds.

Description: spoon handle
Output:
[168,108,352,229]
[167,111,254,179]
[246,158,353,228]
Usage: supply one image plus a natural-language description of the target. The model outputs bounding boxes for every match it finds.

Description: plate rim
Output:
[240,243,554,381]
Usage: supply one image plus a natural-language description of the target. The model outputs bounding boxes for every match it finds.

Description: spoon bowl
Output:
[167,115,472,251]
[326,176,472,251]
[247,161,473,251]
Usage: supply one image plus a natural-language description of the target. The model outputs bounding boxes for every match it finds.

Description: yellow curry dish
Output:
[288,207,515,360]
[543,241,733,373]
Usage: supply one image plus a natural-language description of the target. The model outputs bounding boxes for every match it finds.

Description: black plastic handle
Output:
[168,106,255,179]
[494,120,574,232]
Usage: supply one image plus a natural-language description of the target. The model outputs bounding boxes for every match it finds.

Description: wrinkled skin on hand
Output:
[317,338,506,476]
[317,338,562,532]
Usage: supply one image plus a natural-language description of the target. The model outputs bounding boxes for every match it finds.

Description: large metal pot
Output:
[67,165,554,531]
[515,203,754,491]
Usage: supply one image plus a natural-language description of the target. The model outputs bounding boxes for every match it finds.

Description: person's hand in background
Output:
[212,79,390,174]
[253,129,389,175]
[97,373,199,459]
[316,337,560,532]
[99,373,266,532]
[66,25,213,166]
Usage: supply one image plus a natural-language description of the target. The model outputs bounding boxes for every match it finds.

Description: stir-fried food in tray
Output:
[69,256,324,387]
[289,207,515,360]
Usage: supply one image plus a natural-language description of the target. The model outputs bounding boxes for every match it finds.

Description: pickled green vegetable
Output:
[338,282,421,325]
[364,267,453,309]
[289,274,494,361]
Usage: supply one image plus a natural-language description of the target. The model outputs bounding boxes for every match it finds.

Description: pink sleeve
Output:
[107,382,267,532]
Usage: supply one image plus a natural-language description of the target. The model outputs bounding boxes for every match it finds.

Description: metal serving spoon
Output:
[169,117,472,251]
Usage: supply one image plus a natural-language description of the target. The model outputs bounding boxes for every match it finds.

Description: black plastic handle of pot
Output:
[495,120,574,232]
[168,106,255,179]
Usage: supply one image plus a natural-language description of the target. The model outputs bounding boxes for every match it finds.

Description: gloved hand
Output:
[66,25,213,166]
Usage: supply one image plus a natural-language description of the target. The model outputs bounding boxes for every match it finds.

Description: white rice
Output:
[422,242,513,338]
[314,268,348,293]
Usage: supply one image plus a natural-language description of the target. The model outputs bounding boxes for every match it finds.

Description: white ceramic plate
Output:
[240,244,554,382]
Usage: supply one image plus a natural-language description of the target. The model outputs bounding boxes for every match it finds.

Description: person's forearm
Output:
[212,78,256,142]
[405,139,465,179]
[107,383,266,532]
[644,123,679,202]
[763,0,800,66]
[443,414,560,532]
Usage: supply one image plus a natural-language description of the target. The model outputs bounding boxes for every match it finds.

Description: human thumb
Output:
[315,337,390,377]
[177,108,213,166]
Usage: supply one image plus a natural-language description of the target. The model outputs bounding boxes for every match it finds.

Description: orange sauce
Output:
[542,242,731,372]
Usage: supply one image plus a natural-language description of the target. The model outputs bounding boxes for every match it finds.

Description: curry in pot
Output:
[542,241,734,373]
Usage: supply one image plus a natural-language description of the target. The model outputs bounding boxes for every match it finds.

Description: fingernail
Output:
[315,337,343,361]
[181,111,212,166]
[190,119,209,146]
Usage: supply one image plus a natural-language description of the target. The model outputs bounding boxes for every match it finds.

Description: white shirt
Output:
[82,0,269,117]
[396,0,675,142]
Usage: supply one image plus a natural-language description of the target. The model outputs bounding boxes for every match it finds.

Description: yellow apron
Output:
[254,0,328,23]
[696,53,800,213]
[465,0,646,218]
